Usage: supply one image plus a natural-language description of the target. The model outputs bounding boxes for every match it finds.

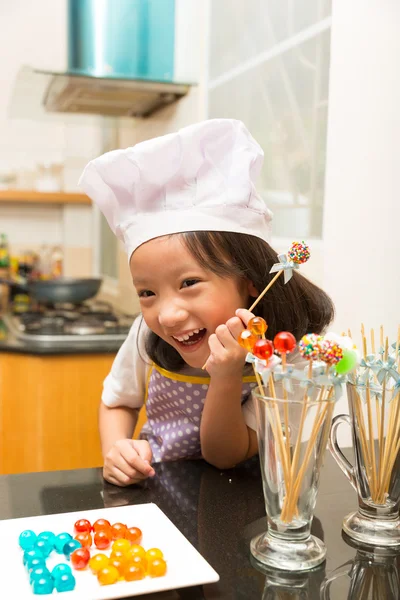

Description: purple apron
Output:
[140,364,257,463]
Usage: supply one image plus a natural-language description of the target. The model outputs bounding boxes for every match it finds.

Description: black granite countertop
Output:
[0,453,398,599]
[0,317,123,355]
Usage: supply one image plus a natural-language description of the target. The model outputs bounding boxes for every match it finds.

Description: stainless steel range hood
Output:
[13,0,194,119]
[27,67,191,119]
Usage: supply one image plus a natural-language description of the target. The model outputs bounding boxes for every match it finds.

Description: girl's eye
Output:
[181,279,199,288]
[138,290,154,298]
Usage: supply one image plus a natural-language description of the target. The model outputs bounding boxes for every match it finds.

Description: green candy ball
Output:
[335,349,358,375]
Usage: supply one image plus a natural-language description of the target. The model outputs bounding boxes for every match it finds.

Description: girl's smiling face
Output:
[130,235,251,369]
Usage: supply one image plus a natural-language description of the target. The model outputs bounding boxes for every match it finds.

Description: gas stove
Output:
[5,301,136,346]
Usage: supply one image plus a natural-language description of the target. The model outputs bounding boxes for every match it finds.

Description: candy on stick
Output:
[247,316,268,337]
[273,332,297,464]
[249,241,311,312]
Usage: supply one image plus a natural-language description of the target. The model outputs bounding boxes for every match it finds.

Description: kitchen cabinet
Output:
[0,352,113,474]
[0,190,91,205]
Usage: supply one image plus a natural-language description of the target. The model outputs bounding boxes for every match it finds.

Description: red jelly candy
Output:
[94,530,111,550]
[70,547,90,570]
[74,519,91,534]
[125,527,142,545]
[274,332,296,355]
[110,523,127,540]
[253,339,274,361]
[74,532,92,548]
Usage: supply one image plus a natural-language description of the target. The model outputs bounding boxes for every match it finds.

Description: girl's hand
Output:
[103,439,155,487]
[205,308,256,379]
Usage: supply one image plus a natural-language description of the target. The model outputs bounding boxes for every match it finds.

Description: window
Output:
[208,0,332,238]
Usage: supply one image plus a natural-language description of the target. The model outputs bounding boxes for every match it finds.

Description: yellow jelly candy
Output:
[147,557,167,578]
[247,316,268,336]
[146,547,164,561]
[111,538,131,554]
[97,565,120,585]
[89,553,109,573]
[126,545,146,561]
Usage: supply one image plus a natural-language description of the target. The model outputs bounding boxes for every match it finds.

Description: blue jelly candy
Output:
[31,575,54,595]
[54,572,76,592]
[54,532,72,553]
[29,566,51,584]
[26,557,46,572]
[63,539,81,560]
[19,530,37,550]
[51,563,72,579]
[23,548,44,565]
[37,531,56,549]
[34,538,53,558]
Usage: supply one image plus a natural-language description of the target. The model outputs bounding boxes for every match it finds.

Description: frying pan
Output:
[0,277,102,304]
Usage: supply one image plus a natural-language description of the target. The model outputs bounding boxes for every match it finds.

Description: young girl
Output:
[80,119,334,487]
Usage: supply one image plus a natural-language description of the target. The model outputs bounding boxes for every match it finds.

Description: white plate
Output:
[0,503,219,599]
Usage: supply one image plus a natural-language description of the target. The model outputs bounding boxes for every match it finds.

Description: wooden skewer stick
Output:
[371,328,382,445]
[249,271,282,312]
[281,353,291,469]
[362,332,378,498]
[253,365,291,496]
[377,338,389,491]
[284,391,333,521]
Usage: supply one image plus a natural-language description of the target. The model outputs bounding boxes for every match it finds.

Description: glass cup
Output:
[251,384,335,571]
[320,533,400,599]
[250,555,326,600]
[328,383,400,546]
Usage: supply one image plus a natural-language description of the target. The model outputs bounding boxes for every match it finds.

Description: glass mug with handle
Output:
[328,382,400,546]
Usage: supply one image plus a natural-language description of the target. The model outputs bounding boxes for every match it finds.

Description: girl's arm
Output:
[99,402,155,485]
[200,309,259,469]
[200,374,258,469]
[99,402,138,456]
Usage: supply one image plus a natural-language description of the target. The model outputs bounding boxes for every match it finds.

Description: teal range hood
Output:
[19,0,193,118]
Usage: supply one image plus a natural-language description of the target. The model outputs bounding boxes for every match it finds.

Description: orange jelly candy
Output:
[126,545,146,560]
[125,526,142,545]
[108,557,125,576]
[128,554,147,571]
[89,553,109,573]
[147,557,167,578]
[124,562,146,582]
[94,530,111,550]
[92,519,111,533]
[110,522,127,540]
[247,316,268,336]
[97,565,120,586]
[110,549,127,565]
[237,330,258,352]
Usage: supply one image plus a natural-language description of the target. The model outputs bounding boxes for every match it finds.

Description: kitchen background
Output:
[0,0,398,471]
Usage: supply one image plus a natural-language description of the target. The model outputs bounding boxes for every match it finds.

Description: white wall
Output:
[0,0,99,273]
[323,0,400,440]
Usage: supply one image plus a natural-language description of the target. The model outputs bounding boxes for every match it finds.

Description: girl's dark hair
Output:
[144,231,335,371]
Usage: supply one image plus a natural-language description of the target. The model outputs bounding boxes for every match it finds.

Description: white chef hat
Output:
[79,118,273,260]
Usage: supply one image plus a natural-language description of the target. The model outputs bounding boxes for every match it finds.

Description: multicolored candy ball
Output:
[319,339,344,365]
[299,334,322,360]
[288,241,310,265]
[274,332,296,354]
